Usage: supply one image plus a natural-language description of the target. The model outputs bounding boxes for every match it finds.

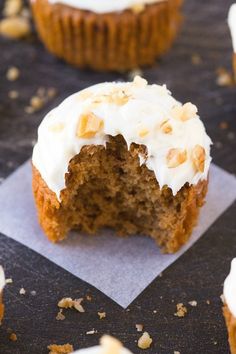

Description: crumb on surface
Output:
[219,121,229,130]
[6,278,13,284]
[137,331,153,349]
[6,66,19,81]
[191,53,202,65]
[98,311,106,319]
[206,300,210,305]
[174,303,187,318]
[216,67,234,87]
[86,329,97,335]
[9,333,17,341]
[8,90,19,99]
[48,343,74,354]
[188,300,197,307]
[56,309,65,321]
[86,295,92,301]
[58,297,85,312]
[135,324,143,332]
[30,290,36,296]
[174,351,181,354]
[19,287,26,295]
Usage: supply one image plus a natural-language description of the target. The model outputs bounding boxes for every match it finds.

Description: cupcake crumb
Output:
[135,324,143,332]
[6,66,20,81]
[56,309,65,321]
[9,333,17,342]
[19,287,26,295]
[97,311,106,319]
[48,343,74,354]
[174,303,187,317]
[137,332,152,349]
[188,300,197,307]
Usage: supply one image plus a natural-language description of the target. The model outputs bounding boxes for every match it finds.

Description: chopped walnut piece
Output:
[108,89,130,106]
[48,343,74,354]
[58,297,84,312]
[6,66,19,81]
[192,145,206,172]
[138,331,153,349]
[174,303,187,318]
[166,148,187,168]
[3,0,22,17]
[56,309,65,321]
[9,333,17,341]
[138,129,149,138]
[172,102,198,121]
[135,324,143,332]
[73,298,85,313]
[0,16,30,39]
[100,335,122,354]
[160,120,172,134]
[98,311,106,319]
[77,112,103,139]
[58,297,74,309]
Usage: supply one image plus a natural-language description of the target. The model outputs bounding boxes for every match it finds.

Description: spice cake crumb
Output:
[58,297,84,312]
[9,332,17,341]
[56,309,65,321]
[137,332,152,349]
[6,66,19,81]
[48,343,74,354]
[97,312,106,319]
[174,303,187,317]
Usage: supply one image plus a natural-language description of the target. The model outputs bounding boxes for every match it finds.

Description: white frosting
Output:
[224,258,236,317]
[228,4,236,53]
[72,346,132,354]
[47,0,164,13]
[32,77,212,201]
[0,266,5,293]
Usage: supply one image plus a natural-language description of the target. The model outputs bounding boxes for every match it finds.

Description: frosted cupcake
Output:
[228,4,236,80]
[30,0,183,71]
[223,259,236,354]
[72,335,132,354]
[0,267,5,324]
[32,76,212,253]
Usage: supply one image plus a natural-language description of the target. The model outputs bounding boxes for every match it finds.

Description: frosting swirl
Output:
[224,258,236,317]
[32,76,212,201]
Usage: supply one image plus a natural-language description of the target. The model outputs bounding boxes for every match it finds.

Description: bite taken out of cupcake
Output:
[30,0,183,72]
[32,76,212,253]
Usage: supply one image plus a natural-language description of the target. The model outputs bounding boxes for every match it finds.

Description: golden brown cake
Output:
[223,259,236,354]
[228,4,236,80]
[30,0,183,72]
[0,267,5,325]
[32,76,212,253]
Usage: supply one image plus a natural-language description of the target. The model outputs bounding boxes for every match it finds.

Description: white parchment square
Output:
[0,161,235,308]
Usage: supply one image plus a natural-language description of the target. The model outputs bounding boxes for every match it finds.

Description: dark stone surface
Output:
[0,0,236,353]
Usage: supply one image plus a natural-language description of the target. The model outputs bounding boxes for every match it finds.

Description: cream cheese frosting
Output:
[0,266,5,294]
[32,76,212,201]
[228,4,236,53]
[224,258,236,317]
[47,0,165,13]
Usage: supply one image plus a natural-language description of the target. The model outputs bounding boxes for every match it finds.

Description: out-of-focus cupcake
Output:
[0,266,5,324]
[30,0,183,72]
[228,4,236,80]
[223,258,236,354]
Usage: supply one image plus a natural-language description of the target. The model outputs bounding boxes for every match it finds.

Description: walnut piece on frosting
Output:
[167,148,187,168]
[160,120,173,134]
[77,112,103,139]
[172,102,198,121]
[192,145,206,172]
[100,335,122,354]
[137,332,153,349]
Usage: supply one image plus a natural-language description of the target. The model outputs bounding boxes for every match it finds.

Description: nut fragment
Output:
[167,148,187,168]
[6,66,19,81]
[192,145,206,172]
[77,112,103,139]
[172,102,198,121]
[160,120,172,134]
[138,332,153,349]
[135,324,144,332]
[174,303,187,318]
[133,75,148,88]
[97,311,106,319]
[58,297,85,312]
[0,17,30,39]
[100,335,122,354]
[48,343,74,354]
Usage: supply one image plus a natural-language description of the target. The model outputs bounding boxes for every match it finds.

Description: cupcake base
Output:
[223,304,236,354]
[32,135,208,253]
[31,0,183,71]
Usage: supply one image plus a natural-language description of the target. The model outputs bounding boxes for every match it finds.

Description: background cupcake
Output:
[30,0,183,71]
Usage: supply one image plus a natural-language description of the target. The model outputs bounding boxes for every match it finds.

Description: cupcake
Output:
[223,259,236,354]
[30,0,183,71]
[72,335,133,354]
[228,4,236,80]
[0,266,5,324]
[32,76,212,253]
